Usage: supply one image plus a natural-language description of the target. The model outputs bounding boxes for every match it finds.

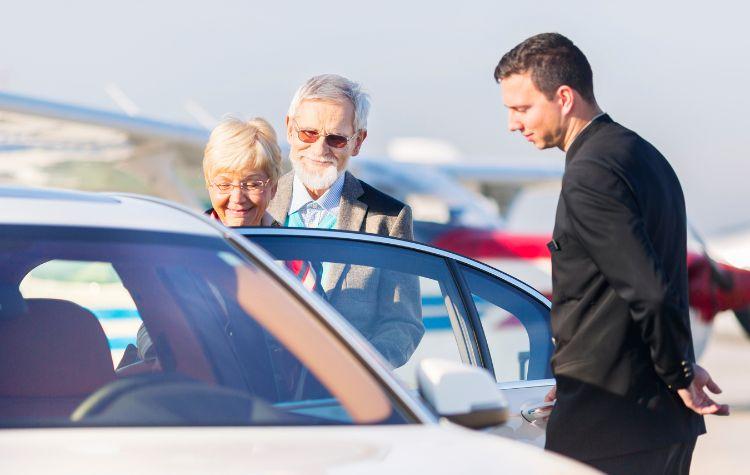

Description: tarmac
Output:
[692,312,750,474]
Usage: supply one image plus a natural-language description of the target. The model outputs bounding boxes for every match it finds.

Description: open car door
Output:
[239,228,556,447]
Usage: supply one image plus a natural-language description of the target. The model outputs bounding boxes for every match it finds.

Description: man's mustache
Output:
[300,154,337,165]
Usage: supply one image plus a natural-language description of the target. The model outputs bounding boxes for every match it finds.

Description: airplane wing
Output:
[0,90,209,207]
[437,162,562,183]
[435,162,563,217]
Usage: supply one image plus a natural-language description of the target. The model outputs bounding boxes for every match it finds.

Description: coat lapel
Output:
[267,171,294,224]
[324,171,367,293]
[336,171,367,232]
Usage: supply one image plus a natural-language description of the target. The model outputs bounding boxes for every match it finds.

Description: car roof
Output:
[0,186,219,236]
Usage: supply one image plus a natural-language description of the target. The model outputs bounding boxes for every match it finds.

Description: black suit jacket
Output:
[545,115,705,460]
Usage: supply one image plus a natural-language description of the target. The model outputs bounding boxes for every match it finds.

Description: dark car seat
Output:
[0,289,116,420]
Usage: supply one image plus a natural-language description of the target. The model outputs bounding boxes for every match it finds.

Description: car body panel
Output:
[493,379,556,447]
[0,425,596,474]
[0,187,217,235]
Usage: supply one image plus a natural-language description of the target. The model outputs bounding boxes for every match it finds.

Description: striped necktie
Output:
[285,259,324,295]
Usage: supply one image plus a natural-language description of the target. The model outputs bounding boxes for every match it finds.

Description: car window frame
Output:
[455,262,555,382]
[236,227,554,387]
[240,231,483,368]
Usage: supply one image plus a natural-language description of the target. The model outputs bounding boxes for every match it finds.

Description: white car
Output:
[0,186,595,474]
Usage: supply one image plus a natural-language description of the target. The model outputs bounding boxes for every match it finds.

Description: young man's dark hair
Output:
[494,33,595,103]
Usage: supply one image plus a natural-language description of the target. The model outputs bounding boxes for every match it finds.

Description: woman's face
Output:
[207,168,277,226]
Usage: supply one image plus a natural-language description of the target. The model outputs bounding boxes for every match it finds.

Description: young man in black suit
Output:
[494,33,729,474]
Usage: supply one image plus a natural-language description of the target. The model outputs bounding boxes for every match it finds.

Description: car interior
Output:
[0,287,116,419]
[0,227,406,428]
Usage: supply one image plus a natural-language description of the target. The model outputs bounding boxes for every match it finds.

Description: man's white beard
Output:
[292,156,342,192]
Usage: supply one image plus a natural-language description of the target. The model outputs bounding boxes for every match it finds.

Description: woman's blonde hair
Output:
[203,117,282,185]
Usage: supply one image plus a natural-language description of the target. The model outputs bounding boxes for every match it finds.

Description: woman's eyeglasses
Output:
[211,179,271,194]
[293,120,358,149]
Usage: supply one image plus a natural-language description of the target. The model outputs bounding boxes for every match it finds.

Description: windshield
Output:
[0,225,405,428]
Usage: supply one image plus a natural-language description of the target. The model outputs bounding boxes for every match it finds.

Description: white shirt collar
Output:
[289,172,346,215]
[568,112,606,151]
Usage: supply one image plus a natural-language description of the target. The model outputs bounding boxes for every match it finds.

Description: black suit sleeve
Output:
[562,160,694,389]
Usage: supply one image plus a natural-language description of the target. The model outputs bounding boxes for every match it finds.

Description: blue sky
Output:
[1,1,748,233]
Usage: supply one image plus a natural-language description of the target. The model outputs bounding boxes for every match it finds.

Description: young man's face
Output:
[501,72,565,150]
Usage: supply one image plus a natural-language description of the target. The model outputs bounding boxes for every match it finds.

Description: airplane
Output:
[2,89,749,359]
[701,223,750,336]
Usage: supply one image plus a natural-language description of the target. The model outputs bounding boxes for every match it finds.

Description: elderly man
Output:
[268,74,423,367]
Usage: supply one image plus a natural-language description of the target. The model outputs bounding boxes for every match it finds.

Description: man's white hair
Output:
[287,74,370,131]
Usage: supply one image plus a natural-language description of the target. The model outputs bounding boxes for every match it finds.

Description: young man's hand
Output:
[544,385,556,402]
[677,364,730,416]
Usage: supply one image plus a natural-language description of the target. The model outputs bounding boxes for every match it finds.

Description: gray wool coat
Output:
[267,171,424,367]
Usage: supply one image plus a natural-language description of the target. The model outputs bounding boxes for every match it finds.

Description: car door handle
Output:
[520,401,555,423]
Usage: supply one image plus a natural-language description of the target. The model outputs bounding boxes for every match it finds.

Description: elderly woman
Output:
[124,118,285,367]
[203,117,282,227]
[203,116,319,291]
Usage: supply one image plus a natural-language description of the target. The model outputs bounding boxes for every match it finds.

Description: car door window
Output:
[458,264,553,383]
[19,260,141,368]
[245,235,478,389]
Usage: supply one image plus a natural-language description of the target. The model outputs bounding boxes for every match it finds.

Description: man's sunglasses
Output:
[293,120,358,149]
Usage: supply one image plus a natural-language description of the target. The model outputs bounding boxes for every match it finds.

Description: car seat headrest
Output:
[0,283,28,321]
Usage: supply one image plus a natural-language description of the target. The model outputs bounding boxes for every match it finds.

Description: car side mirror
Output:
[417,358,508,429]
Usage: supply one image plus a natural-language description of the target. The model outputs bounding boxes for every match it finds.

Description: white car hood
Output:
[0,423,596,474]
